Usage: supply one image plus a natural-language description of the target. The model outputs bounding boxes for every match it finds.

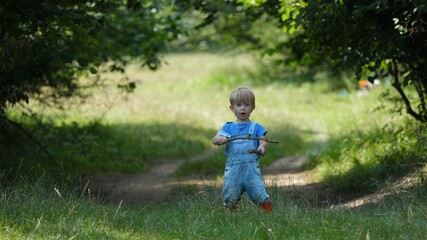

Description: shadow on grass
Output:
[311,125,426,193]
[0,119,216,182]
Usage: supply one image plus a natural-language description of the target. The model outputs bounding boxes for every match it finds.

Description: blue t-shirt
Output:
[218,121,267,157]
[218,121,267,139]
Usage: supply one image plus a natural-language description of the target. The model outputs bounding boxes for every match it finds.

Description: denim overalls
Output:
[220,122,270,207]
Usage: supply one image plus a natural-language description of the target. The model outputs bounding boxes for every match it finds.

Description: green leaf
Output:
[89,67,97,74]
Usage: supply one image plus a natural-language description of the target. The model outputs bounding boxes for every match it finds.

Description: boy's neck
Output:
[235,119,251,123]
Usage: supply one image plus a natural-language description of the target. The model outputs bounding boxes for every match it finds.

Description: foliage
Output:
[0,0,181,122]
[168,0,285,53]
[253,0,427,122]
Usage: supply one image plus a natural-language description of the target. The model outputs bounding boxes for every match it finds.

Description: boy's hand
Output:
[257,145,267,156]
[212,135,229,146]
[257,138,268,156]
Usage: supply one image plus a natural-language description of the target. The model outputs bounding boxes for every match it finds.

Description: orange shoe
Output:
[260,201,272,213]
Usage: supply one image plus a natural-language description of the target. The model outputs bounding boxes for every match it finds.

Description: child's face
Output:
[230,101,254,122]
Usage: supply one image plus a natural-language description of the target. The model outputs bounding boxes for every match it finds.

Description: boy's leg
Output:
[222,186,241,211]
[222,165,242,211]
[246,163,272,212]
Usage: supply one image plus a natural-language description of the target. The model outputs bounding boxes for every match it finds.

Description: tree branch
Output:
[390,58,425,122]
[6,118,54,159]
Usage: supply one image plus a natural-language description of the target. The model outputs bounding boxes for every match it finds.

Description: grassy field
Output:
[1,52,427,239]
[1,180,427,239]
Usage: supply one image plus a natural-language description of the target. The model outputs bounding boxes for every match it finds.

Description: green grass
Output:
[1,178,427,239]
[2,52,427,239]
[312,121,427,193]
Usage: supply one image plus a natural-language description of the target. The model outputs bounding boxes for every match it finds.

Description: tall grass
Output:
[1,177,427,239]
[313,119,427,193]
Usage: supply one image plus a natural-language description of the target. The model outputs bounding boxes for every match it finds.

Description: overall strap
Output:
[248,121,256,136]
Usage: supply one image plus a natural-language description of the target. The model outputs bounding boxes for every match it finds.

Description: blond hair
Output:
[229,87,255,107]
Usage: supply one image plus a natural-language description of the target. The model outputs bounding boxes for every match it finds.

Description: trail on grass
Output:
[83,150,328,205]
[83,150,419,208]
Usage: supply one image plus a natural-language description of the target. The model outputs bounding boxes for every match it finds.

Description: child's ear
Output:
[229,105,233,111]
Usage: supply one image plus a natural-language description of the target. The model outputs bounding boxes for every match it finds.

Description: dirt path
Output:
[83,151,328,205]
[83,151,419,208]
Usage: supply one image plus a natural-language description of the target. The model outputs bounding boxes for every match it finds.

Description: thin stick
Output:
[227,137,279,143]
[248,149,262,154]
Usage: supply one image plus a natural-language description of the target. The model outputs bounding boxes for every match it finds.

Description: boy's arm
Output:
[212,129,231,146]
[257,136,268,156]
[212,135,229,146]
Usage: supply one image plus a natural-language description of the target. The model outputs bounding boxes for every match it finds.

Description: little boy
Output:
[212,87,272,212]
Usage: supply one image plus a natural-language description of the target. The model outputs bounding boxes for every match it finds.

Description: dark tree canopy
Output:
[251,0,427,122]
[0,0,180,122]
[1,0,426,123]
[178,0,427,122]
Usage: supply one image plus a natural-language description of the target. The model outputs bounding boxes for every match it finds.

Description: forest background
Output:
[1,0,427,239]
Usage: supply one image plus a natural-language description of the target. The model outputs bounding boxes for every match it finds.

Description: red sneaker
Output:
[260,201,272,213]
